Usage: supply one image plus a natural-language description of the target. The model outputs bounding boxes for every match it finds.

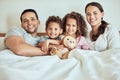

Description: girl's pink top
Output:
[76,36,90,50]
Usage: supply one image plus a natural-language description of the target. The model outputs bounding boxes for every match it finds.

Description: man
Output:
[5,9,48,56]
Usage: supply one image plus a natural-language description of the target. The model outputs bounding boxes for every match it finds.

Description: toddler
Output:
[37,16,63,53]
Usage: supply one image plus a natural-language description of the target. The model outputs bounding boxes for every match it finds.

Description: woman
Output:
[85,2,120,51]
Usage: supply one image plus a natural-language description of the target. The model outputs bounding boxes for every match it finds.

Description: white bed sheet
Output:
[0,48,120,80]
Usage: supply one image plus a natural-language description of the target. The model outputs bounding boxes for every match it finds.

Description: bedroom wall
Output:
[0,0,120,33]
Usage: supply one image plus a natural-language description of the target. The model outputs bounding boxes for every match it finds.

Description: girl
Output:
[62,12,89,50]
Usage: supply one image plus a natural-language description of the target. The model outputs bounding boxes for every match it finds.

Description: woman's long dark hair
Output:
[85,2,109,41]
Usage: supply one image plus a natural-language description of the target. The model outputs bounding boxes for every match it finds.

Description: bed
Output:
[0,33,120,80]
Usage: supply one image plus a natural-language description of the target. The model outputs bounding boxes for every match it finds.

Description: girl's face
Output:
[65,18,77,35]
[86,5,104,28]
[46,22,62,39]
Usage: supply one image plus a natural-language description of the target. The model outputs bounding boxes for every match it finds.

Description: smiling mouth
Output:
[28,25,34,29]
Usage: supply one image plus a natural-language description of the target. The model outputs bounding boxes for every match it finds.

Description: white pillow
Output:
[0,37,5,50]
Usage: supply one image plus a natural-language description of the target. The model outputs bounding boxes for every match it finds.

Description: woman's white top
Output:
[86,25,120,51]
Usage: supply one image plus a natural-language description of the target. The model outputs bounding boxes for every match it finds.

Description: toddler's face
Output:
[46,22,62,39]
[65,18,77,35]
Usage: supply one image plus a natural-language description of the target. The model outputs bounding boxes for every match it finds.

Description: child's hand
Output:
[41,40,49,52]
[49,46,62,58]
[49,47,57,55]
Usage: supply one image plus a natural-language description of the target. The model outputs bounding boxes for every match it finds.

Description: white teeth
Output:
[28,26,33,29]
[91,19,95,22]
[90,20,95,23]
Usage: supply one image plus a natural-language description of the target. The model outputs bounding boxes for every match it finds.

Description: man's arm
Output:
[5,36,48,57]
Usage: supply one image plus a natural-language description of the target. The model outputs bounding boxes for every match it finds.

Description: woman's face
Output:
[85,5,104,28]
[65,18,77,35]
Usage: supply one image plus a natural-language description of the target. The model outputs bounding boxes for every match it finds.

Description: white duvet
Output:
[0,48,120,80]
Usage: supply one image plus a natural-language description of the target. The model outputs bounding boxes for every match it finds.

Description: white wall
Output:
[0,0,120,33]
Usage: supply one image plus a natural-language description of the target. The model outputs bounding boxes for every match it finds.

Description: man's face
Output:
[21,12,40,34]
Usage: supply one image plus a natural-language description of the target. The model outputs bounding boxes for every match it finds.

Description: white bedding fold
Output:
[0,49,120,80]
[68,48,120,80]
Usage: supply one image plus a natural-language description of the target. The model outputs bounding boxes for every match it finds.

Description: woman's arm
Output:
[107,27,120,49]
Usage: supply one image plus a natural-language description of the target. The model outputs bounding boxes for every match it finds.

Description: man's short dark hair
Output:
[20,9,38,22]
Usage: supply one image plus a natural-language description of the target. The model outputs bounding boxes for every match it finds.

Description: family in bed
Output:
[4,2,120,59]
